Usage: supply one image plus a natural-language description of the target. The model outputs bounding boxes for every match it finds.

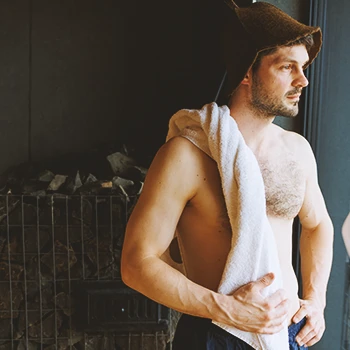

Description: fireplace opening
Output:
[0,145,179,350]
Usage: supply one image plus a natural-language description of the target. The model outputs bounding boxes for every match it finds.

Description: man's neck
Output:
[228,103,275,152]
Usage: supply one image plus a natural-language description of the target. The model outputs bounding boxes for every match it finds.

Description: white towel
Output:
[166,102,289,350]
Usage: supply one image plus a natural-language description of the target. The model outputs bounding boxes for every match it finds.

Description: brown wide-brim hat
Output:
[221,1,322,97]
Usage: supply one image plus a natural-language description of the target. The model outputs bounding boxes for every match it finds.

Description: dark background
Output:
[0,0,309,170]
[0,0,348,349]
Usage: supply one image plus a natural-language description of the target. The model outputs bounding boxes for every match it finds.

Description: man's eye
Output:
[282,64,292,70]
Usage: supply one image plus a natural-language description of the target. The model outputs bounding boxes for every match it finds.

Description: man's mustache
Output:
[286,88,302,96]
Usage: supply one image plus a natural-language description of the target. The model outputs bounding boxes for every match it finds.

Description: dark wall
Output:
[0,1,30,173]
[0,0,225,173]
[121,0,224,164]
[0,1,126,173]
[30,0,125,162]
[0,0,314,166]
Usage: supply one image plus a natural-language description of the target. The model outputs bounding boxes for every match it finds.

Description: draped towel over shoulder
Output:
[166,102,289,350]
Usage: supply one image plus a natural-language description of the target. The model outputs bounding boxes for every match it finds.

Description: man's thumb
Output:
[257,272,275,289]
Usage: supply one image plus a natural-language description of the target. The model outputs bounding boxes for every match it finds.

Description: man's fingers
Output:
[272,297,290,318]
[291,299,326,347]
[255,272,275,290]
[232,275,291,334]
[297,326,320,347]
[266,288,289,309]
[292,307,307,324]
[305,334,322,347]
[256,299,289,334]
[295,321,312,345]
[258,313,288,334]
[295,318,324,347]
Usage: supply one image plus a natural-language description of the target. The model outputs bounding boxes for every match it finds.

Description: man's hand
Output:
[293,298,325,347]
[225,272,290,334]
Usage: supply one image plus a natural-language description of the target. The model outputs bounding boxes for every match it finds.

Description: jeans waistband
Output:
[288,317,307,344]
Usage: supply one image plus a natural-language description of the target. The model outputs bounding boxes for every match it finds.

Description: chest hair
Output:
[257,154,306,220]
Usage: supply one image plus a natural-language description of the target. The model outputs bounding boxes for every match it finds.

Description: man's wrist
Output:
[302,293,326,309]
[208,292,236,325]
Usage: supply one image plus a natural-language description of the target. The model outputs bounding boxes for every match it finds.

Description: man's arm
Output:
[294,137,334,347]
[121,136,289,333]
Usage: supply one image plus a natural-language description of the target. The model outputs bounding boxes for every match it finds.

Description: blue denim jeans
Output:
[288,317,308,349]
[173,314,308,349]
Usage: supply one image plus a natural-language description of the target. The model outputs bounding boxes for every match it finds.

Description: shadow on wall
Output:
[120,0,225,160]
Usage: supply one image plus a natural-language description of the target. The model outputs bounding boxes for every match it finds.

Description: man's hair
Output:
[251,34,314,72]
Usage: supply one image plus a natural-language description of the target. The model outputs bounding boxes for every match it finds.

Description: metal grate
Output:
[0,194,174,349]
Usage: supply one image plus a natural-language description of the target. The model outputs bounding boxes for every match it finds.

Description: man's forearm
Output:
[300,217,334,306]
[122,255,228,322]
[121,255,290,334]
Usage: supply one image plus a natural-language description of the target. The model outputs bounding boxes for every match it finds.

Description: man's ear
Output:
[240,68,252,86]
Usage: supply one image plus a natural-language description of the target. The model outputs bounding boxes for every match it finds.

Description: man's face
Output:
[250,45,310,118]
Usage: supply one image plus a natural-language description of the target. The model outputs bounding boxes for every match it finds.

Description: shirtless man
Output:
[121,2,333,349]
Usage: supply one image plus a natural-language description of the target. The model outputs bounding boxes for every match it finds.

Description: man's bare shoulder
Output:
[143,136,207,200]
[272,125,315,160]
[162,135,200,152]
[156,136,206,167]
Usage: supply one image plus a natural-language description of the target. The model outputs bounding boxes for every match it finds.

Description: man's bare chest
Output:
[256,152,306,220]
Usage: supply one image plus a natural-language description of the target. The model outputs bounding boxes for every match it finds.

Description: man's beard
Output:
[251,74,301,118]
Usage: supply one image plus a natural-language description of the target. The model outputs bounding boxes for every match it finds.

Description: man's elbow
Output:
[323,215,334,237]
[305,215,334,236]
[120,262,129,286]
[120,251,138,289]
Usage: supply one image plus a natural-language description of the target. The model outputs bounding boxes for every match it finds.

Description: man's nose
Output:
[293,69,309,88]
